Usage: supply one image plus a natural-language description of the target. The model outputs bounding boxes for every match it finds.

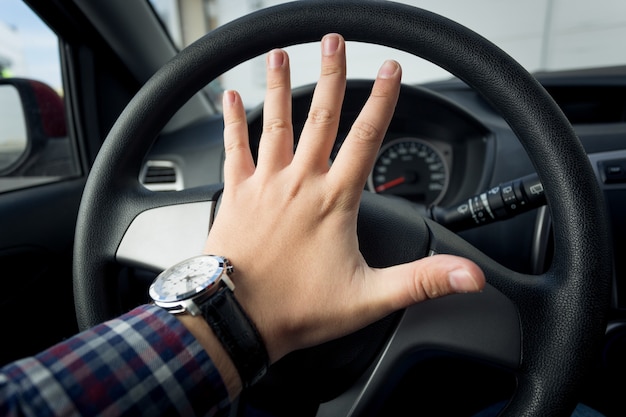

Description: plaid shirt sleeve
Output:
[0,304,231,417]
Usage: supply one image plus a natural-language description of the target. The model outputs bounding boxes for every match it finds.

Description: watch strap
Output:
[199,288,268,388]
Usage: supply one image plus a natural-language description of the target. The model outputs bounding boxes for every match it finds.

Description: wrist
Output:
[177,313,242,399]
[149,255,268,394]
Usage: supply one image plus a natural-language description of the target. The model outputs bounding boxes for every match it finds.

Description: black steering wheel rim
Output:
[74,1,612,416]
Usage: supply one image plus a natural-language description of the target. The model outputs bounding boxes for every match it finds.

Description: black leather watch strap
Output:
[199,288,268,388]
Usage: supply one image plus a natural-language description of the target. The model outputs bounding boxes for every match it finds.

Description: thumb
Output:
[367,254,486,314]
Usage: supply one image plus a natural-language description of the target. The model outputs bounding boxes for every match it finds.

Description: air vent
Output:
[140,160,183,191]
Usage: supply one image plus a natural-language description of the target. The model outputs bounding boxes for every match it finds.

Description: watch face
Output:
[149,255,223,303]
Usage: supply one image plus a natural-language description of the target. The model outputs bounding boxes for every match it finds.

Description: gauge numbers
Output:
[368,138,449,206]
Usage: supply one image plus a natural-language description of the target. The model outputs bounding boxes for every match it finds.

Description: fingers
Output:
[235,33,400,190]
[222,90,255,185]
[364,255,486,316]
[256,49,294,172]
[330,60,401,189]
[293,33,347,171]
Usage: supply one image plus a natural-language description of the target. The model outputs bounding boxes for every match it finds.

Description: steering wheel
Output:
[73,1,612,416]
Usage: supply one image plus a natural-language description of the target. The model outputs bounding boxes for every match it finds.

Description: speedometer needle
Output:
[375,176,406,192]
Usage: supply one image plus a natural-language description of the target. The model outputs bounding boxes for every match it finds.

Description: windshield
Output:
[153,0,626,108]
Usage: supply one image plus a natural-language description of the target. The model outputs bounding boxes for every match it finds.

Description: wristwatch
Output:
[149,254,268,387]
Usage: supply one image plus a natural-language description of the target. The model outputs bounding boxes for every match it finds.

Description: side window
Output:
[0,1,80,193]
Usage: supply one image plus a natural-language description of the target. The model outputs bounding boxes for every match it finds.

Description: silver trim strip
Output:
[531,149,626,274]
[531,206,552,275]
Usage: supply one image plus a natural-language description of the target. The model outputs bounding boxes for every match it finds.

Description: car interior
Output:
[1,1,625,416]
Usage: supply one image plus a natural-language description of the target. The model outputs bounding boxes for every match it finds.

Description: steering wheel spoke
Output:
[317,285,520,417]
[116,187,222,272]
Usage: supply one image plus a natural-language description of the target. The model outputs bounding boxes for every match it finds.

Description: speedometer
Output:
[367,138,449,206]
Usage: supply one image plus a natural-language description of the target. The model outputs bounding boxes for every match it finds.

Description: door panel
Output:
[0,2,83,365]
[0,179,84,364]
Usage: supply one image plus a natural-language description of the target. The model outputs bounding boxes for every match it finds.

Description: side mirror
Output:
[0,82,28,174]
[0,78,72,183]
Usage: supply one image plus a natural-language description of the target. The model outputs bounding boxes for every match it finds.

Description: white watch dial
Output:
[149,255,222,302]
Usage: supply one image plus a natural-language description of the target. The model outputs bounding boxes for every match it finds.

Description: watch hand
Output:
[185,273,206,291]
[375,176,405,192]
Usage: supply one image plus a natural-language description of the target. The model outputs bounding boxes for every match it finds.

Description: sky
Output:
[1,0,63,90]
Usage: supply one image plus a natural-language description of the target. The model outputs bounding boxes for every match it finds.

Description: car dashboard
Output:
[145,66,626,275]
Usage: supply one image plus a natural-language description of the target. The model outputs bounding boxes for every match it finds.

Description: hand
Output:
[205,33,485,368]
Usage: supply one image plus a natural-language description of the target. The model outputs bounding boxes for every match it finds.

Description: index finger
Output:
[222,90,255,185]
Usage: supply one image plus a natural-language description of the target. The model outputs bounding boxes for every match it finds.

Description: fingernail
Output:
[378,60,399,79]
[268,49,285,69]
[323,34,340,56]
[448,269,480,293]
[223,90,237,106]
